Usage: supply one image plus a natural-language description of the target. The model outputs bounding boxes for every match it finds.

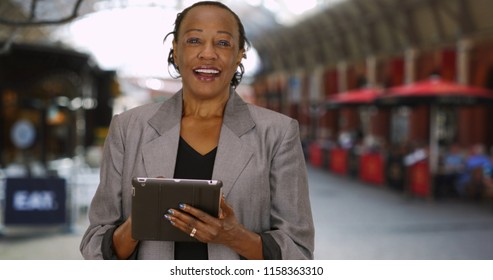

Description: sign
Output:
[4,177,66,225]
[330,148,348,175]
[309,142,323,167]
[359,153,384,185]
[10,119,36,149]
[410,161,430,197]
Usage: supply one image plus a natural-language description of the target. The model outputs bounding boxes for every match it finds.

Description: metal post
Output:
[366,56,377,87]
[337,61,347,93]
[457,39,472,84]
[429,106,439,175]
[404,48,417,85]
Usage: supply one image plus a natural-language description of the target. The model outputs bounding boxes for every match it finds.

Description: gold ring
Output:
[190,227,197,237]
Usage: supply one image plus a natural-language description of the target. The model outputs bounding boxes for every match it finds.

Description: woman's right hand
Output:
[112,216,139,259]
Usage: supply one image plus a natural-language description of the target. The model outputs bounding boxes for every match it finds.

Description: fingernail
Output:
[167,209,174,215]
[179,203,185,209]
[164,214,171,220]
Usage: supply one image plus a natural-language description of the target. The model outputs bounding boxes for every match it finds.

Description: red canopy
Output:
[327,88,381,108]
[376,77,493,106]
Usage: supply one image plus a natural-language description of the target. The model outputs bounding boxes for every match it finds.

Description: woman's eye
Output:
[186,38,200,44]
[217,40,231,47]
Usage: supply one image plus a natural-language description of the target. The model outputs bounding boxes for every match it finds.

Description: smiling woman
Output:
[80,1,314,260]
[166,2,247,98]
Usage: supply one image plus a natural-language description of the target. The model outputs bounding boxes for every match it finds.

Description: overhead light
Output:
[144,78,164,91]
[70,97,82,110]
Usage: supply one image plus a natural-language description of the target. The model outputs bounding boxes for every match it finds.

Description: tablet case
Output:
[131,177,222,242]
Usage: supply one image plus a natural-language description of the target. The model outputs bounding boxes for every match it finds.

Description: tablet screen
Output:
[131,177,222,241]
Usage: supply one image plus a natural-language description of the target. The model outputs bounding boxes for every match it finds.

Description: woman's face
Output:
[173,5,244,99]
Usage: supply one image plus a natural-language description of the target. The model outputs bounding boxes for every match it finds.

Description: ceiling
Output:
[253,0,493,74]
[0,0,283,76]
[1,0,493,77]
[0,0,281,48]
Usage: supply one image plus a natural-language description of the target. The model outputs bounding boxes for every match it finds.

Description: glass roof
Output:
[4,0,347,78]
[246,0,346,25]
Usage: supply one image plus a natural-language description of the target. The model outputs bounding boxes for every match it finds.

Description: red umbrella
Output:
[376,77,493,105]
[327,87,382,108]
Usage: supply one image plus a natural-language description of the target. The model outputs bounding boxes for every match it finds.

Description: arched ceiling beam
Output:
[0,0,84,26]
[436,0,475,36]
[430,0,446,42]
[352,0,379,54]
[372,0,414,50]
[253,28,294,73]
[304,18,331,65]
[307,5,348,64]
[290,24,318,70]
[324,9,351,59]
[456,0,475,35]
[335,4,371,58]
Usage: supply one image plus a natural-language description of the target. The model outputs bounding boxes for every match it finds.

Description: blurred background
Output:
[1,0,493,260]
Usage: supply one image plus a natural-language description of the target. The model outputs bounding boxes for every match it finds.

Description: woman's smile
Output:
[193,66,221,82]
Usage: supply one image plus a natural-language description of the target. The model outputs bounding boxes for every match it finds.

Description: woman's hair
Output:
[164,1,250,88]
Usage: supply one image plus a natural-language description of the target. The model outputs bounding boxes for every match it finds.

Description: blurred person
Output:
[80,1,314,260]
[385,142,409,192]
[443,144,465,175]
[456,144,493,199]
[434,143,464,199]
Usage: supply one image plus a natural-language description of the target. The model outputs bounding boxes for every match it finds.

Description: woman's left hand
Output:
[166,196,240,244]
[165,196,263,259]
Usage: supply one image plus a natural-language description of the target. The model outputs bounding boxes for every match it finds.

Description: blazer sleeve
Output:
[79,114,127,259]
[266,119,315,259]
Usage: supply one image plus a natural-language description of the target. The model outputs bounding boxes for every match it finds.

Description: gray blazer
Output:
[80,90,314,259]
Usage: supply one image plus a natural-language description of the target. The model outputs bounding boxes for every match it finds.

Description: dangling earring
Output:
[232,63,245,88]
[167,49,181,78]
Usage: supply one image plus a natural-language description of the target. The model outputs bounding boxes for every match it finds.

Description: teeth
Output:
[195,69,219,74]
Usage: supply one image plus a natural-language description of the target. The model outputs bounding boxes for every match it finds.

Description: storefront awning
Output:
[326,88,382,108]
[375,77,493,106]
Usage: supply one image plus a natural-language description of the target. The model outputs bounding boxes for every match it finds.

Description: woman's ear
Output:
[236,50,245,66]
[172,41,178,65]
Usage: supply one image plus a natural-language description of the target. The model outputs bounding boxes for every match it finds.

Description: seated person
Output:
[456,144,493,199]
[435,143,464,198]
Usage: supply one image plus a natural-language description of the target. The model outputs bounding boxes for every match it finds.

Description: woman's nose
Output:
[198,43,218,60]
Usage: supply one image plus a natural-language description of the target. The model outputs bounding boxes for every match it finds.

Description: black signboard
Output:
[4,177,66,225]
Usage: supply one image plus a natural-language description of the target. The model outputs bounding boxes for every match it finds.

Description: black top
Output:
[173,137,217,260]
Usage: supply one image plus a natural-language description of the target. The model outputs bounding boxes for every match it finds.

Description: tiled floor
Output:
[308,166,493,259]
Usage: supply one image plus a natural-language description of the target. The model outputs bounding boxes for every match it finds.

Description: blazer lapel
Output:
[142,91,183,178]
[141,89,256,195]
[212,91,255,197]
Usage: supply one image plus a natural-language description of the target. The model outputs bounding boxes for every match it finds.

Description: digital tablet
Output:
[131,177,222,242]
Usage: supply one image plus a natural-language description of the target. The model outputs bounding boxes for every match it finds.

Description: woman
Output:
[80,1,314,260]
